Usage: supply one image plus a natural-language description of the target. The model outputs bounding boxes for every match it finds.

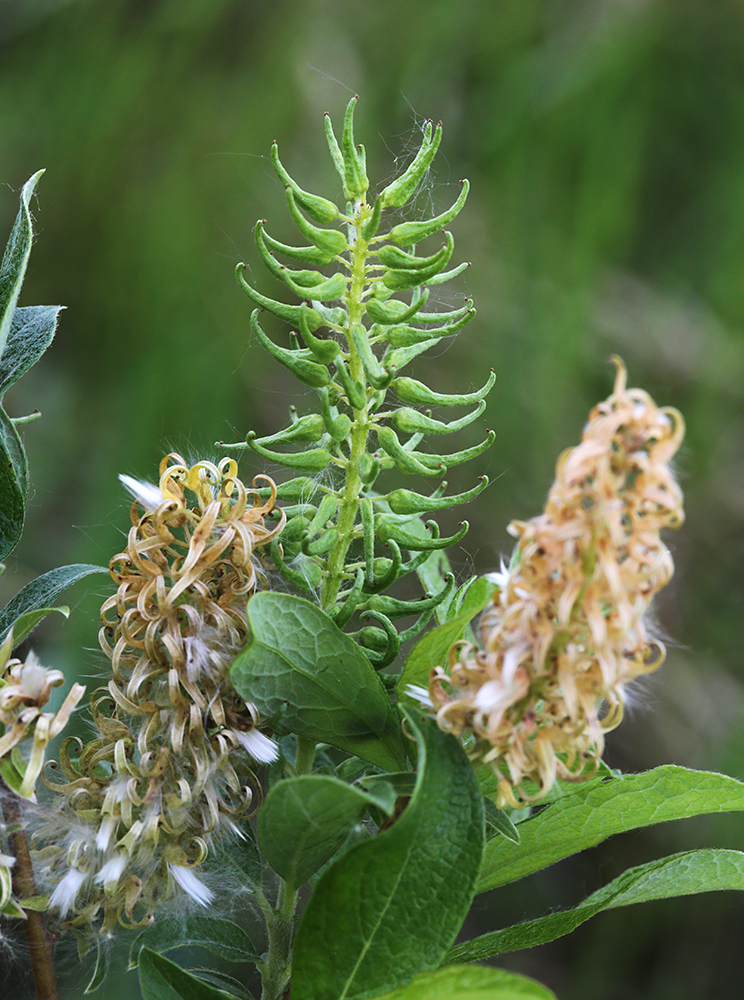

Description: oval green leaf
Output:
[0,305,62,396]
[290,710,485,1000]
[258,774,393,888]
[231,593,407,772]
[374,965,556,1000]
[130,917,259,969]
[138,947,238,1000]
[450,848,744,963]
[0,563,109,646]
[477,765,744,893]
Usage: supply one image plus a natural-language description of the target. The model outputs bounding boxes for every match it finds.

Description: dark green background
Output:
[2,1,744,997]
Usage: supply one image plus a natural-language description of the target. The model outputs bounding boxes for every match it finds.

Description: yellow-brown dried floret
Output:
[41,455,284,932]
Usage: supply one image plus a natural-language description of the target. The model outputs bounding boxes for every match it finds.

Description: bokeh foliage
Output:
[2,1,744,997]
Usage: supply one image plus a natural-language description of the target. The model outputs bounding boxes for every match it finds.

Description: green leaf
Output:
[396,577,495,705]
[0,305,62,397]
[188,972,253,1000]
[477,765,744,893]
[0,406,27,559]
[139,948,238,1000]
[483,800,521,844]
[0,171,44,363]
[373,965,556,1000]
[5,606,69,648]
[449,848,744,963]
[231,593,407,772]
[258,775,393,888]
[290,711,485,1000]
[0,563,109,646]
[130,917,260,969]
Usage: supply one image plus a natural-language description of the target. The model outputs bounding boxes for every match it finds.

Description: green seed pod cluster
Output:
[227,98,494,661]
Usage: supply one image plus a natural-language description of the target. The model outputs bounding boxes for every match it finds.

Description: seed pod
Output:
[324,112,349,199]
[357,452,380,486]
[261,225,339,266]
[350,323,395,390]
[246,432,332,473]
[365,290,429,326]
[285,189,348,257]
[279,503,318,519]
[282,268,348,302]
[271,141,339,224]
[424,261,470,287]
[352,626,389,652]
[378,232,453,271]
[302,527,339,556]
[393,370,495,407]
[319,388,350,440]
[363,540,402,592]
[298,304,340,364]
[384,340,441,373]
[341,96,369,198]
[431,430,496,468]
[376,518,469,551]
[270,540,322,591]
[254,221,326,289]
[391,400,486,436]
[376,425,443,477]
[412,298,473,324]
[330,567,365,627]
[380,121,443,208]
[248,310,330,388]
[274,477,323,503]
[356,611,400,669]
[387,476,489,514]
[386,307,475,347]
[389,180,469,247]
[279,515,312,542]
[252,414,326,447]
[361,195,383,241]
[360,497,376,586]
[382,233,454,290]
[237,267,324,331]
[333,359,367,410]
[365,572,455,620]
[306,493,339,538]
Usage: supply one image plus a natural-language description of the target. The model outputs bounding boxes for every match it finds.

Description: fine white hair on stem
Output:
[48,867,87,918]
[119,474,163,512]
[232,727,279,764]
[168,863,214,907]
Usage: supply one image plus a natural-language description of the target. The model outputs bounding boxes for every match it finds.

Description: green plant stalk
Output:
[2,787,59,1000]
[320,201,372,612]
[260,738,317,1000]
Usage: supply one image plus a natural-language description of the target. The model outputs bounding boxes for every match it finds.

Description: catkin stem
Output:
[2,788,59,1000]
[320,201,371,612]
[260,741,316,1000]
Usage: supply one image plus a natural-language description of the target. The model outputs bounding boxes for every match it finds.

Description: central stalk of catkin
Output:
[320,200,371,611]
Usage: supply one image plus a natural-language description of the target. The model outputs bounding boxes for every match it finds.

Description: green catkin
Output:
[235,99,494,650]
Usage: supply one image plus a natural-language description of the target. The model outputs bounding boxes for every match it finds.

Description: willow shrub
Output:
[2,101,744,1000]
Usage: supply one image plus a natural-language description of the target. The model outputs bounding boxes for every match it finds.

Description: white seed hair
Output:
[168,863,214,907]
[232,727,279,764]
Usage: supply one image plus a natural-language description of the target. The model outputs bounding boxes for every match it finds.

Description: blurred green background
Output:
[2,0,744,997]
